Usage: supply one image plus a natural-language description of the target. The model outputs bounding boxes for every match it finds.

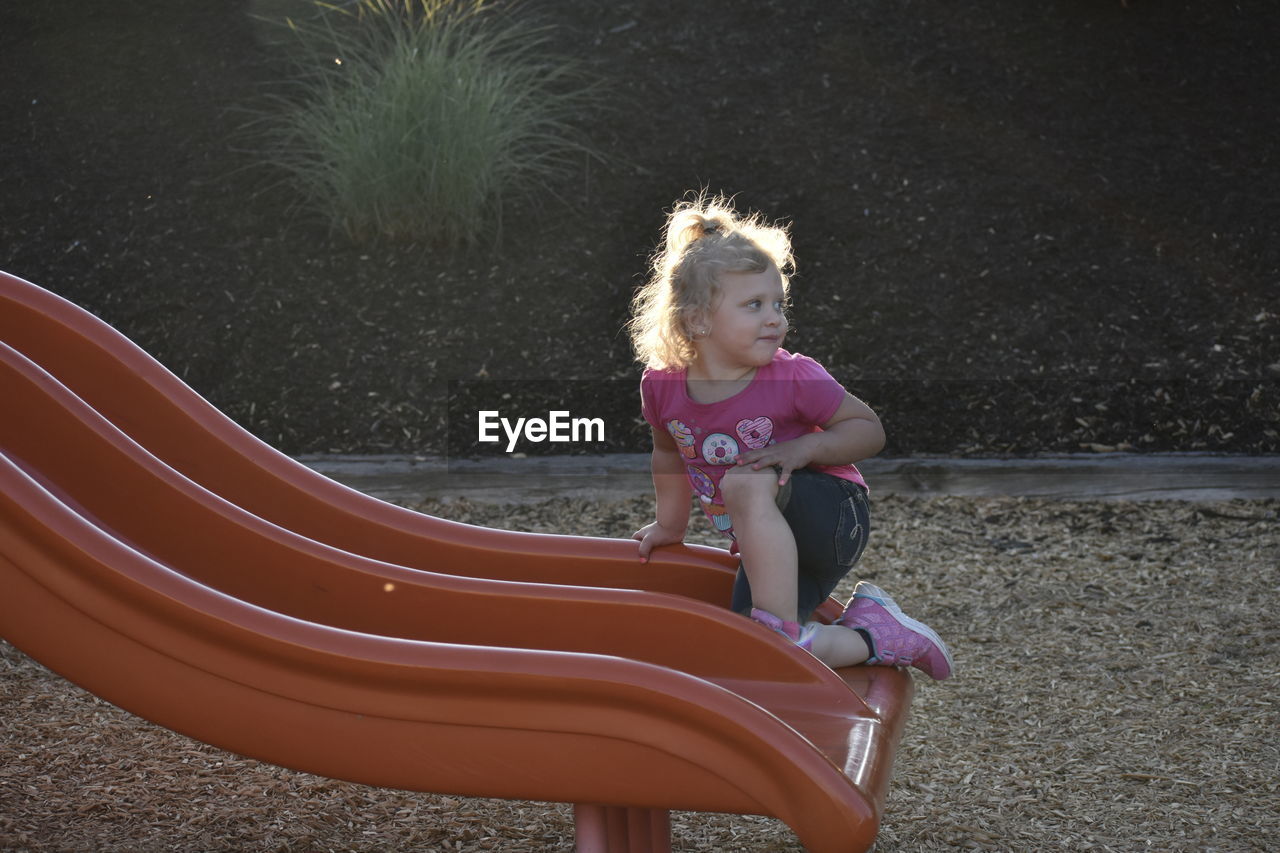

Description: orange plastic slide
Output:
[0,271,914,852]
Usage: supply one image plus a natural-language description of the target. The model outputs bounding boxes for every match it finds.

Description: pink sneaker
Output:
[839,582,954,680]
[751,608,818,651]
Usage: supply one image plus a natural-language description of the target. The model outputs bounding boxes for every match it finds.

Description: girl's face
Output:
[695,265,789,371]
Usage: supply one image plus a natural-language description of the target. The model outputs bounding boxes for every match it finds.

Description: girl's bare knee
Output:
[720,465,778,510]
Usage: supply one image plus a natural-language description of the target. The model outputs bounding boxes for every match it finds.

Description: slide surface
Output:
[1,271,912,852]
[0,270,744,603]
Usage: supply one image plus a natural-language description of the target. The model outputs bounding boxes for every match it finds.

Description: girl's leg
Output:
[720,465,799,621]
[733,468,953,678]
[783,471,870,622]
[810,623,871,667]
[781,471,875,667]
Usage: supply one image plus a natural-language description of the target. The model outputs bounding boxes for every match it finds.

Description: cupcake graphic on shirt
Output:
[667,419,697,458]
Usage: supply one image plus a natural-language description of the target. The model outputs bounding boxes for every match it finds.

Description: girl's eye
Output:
[746,299,761,309]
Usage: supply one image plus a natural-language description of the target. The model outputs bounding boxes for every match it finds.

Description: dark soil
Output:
[2,0,1277,459]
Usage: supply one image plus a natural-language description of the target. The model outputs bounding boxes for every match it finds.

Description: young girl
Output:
[628,194,953,679]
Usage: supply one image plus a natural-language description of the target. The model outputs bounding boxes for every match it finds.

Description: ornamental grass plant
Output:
[256,0,603,246]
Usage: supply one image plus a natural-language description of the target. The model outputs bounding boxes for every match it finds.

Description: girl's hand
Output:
[735,435,817,486]
[632,521,686,563]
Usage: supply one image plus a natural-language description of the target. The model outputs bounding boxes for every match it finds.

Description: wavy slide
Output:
[0,271,913,852]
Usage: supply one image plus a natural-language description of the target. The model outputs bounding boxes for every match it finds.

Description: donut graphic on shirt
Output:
[735,416,775,450]
[701,433,740,466]
[686,465,715,499]
[666,419,697,458]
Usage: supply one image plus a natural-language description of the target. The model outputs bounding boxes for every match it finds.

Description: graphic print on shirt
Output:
[701,433,740,465]
[641,351,867,543]
[735,416,775,450]
[666,419,697,458]
[699,494,734,534]
[686,465,716,499]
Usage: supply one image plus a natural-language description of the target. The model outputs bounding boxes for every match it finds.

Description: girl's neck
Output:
[686,351,758,381]
[685,357,758,404]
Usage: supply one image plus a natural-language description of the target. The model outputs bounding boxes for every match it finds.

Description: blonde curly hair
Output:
[627,193,794,370]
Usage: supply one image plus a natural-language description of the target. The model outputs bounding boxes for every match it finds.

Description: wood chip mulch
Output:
[3,495,1278,852]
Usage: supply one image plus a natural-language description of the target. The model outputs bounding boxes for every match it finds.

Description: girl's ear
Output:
[685,307,711,339]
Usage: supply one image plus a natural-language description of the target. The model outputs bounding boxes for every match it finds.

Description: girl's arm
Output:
[737,392,885,485]
[632,426,692,561]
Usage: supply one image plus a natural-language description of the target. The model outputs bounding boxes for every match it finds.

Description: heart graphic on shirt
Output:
[735,416,774,449]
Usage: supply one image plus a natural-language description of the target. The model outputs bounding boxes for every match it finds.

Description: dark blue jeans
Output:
[730,467,871,622]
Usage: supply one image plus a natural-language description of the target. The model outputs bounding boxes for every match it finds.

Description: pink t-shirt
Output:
[640,349,867,539]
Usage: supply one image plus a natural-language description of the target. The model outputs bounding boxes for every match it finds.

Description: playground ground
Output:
[3,491,1277,852]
